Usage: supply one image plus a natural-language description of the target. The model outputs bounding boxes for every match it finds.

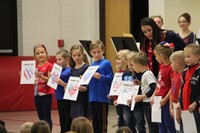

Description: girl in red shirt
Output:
[151,42,176,133]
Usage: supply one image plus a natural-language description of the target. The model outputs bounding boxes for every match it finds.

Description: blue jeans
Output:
[116,104,125,127]
[34,94,52,130]
[143,102,159,133]
[159,102,176,133]
[124,105,136,133]
[132,105,146,133]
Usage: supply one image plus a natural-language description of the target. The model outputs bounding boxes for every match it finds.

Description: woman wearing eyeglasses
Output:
[177,12,197,45]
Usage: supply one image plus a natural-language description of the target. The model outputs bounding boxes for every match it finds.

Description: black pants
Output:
[34,94,52,130]
[90,102,108,133]
[57,100,72,133]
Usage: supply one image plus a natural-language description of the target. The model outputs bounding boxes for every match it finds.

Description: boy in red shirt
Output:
[169,51,185,132]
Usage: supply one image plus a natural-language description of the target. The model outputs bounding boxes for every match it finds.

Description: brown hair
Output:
[178,12,191,24]
[70,44,89,67]
[71,117,93,133]
[89,40,105,53]
[31,120,50,133]
[131,52,148,66]
[20,122,33,133]
[184,44,200,56]
[154,44,174,59]
[33,44,49,61]
[116,126,132,133]
[125,51,137,61]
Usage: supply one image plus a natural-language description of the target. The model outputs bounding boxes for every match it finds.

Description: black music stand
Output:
[111,37,139,52]
[197,38,200,44]
[79,40,92,57]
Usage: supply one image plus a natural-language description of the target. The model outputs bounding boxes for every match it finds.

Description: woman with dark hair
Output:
[139,17,186,77]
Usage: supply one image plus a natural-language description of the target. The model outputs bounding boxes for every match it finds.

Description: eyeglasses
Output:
[178,20,188,24]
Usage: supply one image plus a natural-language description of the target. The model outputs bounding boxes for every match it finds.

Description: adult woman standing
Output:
[177,12,196,45]
[139,17,186,77]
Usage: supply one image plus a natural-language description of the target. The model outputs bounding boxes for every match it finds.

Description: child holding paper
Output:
[89,40,114,133]
[169,51,185,133]
[131,52,159,133]
[55,49,71,133]
[33,44,54,130]
[69,44,90,119]
[151,42,176,133]
[176,44,200,133]
[111,49,129,128]
[122,51,146,133]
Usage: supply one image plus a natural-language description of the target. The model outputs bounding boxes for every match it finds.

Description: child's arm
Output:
[188,102,198,113]
[150,89,157,106]
[169,93,174,118]
[135,82,156,102]
[78,85,88,92]
[176,102,182,124]
[55,78,67,88]
[160,90,171,107]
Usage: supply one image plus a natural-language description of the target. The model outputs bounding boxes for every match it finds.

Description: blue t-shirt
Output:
[89,59,114,103]
[55,67,71,100]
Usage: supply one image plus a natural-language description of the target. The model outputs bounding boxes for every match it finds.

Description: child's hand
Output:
[113,100,117,106]
[133,79,141,85]
[107,95,112,99]
[93,72,101,79]
[188,102,197,113]
[160,98,167,107]
[79,86,87,92]
[55,78,62,85]
[176,105,182,124]
[35,71,42,78]
[127,99,131,106]
[170,107,174,118]
[150,97,154,106]
[135,95,143,102]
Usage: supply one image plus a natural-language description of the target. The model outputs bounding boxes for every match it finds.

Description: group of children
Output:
[31,38,200,133]
[113,43,200,133]
[32,40,113,133]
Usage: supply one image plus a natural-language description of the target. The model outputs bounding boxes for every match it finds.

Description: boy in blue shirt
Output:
[89,40,114,133]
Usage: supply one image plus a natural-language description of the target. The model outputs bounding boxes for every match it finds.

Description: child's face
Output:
[131,61,140,73]
[127,60,134,72]
[184,49,200,66]
[90,47,104,61]
[34,47,47,63]
[170,59,179,72]
[56,54,68,67]
[154,52,164,64]
[116,56,126,70]
[71,49,84,65]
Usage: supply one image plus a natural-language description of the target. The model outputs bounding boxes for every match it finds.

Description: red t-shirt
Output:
[36,61,54,95]
[182,64,199,110]
[171,72,182,103]
[155,64,173,98]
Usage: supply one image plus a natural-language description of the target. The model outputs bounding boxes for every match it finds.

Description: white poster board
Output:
[79,66,99,85]
[63,76,80,101]
[108,73,123,96]
[47,63,62,90]
[20,60,36,84]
